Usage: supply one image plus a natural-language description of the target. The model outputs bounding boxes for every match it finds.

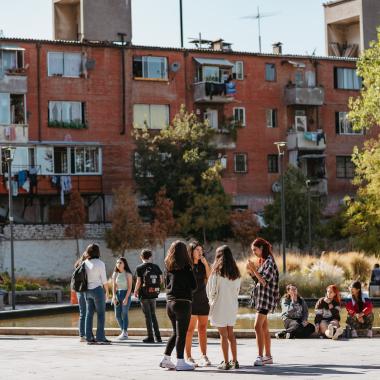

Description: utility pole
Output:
[179,0,184,48]
[306,180,312,255]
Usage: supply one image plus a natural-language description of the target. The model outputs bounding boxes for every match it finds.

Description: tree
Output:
[262,166,322,249]
[105,186,148,257]
[230,209,260,256]
[63,191,86,258]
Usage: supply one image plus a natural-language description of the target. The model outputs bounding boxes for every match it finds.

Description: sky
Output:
[0,0,328,55]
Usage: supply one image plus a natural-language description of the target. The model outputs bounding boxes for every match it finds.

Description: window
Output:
[71,147,100,174]
[133,104,169,129]
[265,63,276,81]
[295,70,304,87]
[54,147,69,174]
[334,67,361,90]
[234,153,247,173]
[335,112,362,135]
[0,93,10,124]
[233,61,244,80]
[49,101,84,125]
[336,156,354,179]
[203,66,220,82]
[134,152,153,178]
[233,107,246,127]
[266,109,277,128]
[204,109,218,129]
[133,56,168,80]
[0,93,26,124]
[0,49,24,72]
[48,52,82,77]
[268,154,279,173]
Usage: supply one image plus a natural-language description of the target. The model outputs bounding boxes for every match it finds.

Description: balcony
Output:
[0,124,28,143]
[309,178,328,195]
[287,131,326,151]
[210,133,236,150]
[194,81,236,103]
[0,73,28,93]
[284,86,324,106]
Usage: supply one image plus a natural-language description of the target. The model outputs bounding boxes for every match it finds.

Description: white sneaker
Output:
[367,329,373,338]
[199,355,211,367]
[325,324,334,339]
[254,356,264,366]
[332,327,344,340]
[262,356,273,365]
[351,329,358,338]
[186,357,198,367]
[160,356,176,370]
[176,358,195,371]
[116,332,128,341]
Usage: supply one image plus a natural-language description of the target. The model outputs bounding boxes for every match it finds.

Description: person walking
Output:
[112,257,133,341]
[159,240,197,371]
[207,245,241,370]
[84,243,111,345]
[315,284,344,340]
[185,241,211,367]
[134,249,163,343]
[247,238,279,367]
[276,284,315,339]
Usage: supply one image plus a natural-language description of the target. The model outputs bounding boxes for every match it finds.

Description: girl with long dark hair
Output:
[160,240,197,371]
[185,241,211,367]
[207,245,241,370]
[112,257,133,340]
[247,238,279,366]
[345,281,374,338]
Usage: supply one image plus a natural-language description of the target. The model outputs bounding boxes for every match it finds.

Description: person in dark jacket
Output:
[276,284,315,339]
[345,281,374,338]
[159,240,197,372]
[315,284,344,340]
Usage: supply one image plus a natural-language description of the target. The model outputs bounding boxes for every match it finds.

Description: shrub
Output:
[350,255,371,283]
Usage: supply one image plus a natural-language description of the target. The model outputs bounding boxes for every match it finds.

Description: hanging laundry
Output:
[60,175,72,205]
[22,179,30,193]
[225,81,236,95]
[18,170,28,187]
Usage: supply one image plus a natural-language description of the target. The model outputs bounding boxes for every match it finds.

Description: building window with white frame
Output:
[266,109,277,128]
[133,104,169,129]
[234,153,247,173]
[72,146,100,174]
[233,107,246,127]
[48,52,82,77]
[334,67,362,90]
[233,61,244,80]
[335,112,363,135]
[133,56,168,80]
[265,63,276,81]
[48,101,85,127]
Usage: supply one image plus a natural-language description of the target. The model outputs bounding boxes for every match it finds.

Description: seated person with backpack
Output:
[134,249,163,343]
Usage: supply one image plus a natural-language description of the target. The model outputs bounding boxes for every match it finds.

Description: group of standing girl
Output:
[160,237,280,371]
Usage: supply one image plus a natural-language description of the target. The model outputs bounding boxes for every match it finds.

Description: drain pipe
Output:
[36,42,42,142]
[118,33,127,135]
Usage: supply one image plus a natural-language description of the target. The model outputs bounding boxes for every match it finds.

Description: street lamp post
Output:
[179,0,184,48]
[306,180,312,255]
[274,142,287,274]
[5,146,16,310]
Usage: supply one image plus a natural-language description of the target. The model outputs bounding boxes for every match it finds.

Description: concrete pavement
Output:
[0,336,379,379]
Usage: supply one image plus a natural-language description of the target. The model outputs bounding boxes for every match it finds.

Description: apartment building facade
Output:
[0,37,370,224]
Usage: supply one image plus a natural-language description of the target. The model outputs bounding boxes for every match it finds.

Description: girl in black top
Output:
[185,241,211,367]
[160,240,197,372]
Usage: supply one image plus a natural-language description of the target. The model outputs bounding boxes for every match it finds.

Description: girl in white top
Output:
[112,257,133,340]
[206,245,241,371]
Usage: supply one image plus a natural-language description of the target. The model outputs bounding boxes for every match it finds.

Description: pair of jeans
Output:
[85,286,106,342]
[114,290,131,332]
[346,313,374,330]
[283,319,315,338]
[141,298,161,339]
[77,292,87,337]
[164,300,192,359]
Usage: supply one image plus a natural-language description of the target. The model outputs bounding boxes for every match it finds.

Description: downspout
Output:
[118,33,127,135]
[313,59,320,130]
[36,42,42,142]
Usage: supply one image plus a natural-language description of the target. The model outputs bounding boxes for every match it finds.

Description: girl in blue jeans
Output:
[112,257,133,340]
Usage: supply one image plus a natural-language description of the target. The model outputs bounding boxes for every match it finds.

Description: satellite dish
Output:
[170,62,181,72]
[272,181,281,193]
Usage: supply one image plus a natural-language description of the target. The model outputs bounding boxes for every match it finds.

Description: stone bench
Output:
[7,290,62,304]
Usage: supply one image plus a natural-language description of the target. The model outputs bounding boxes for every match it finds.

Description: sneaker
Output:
[176,359,195,371]
[79,336,86,342]
[229,360,239,369]
[86,338,97,345]
[262,356,273,365]
[97,339,112,345]
[217,361,231,370]
[160,356,176,370]
[351,329,358,338]
[325,324,334,339]
[332,327,344,340]
[155,337,163,343]
[199,355,211,367]
[275,331,286,339]
[143,337,155,343]
[367,329,373,338]
[254,356,264,366]
[116,333,128,341]
[186,357,198,367]
[285,332,292,339]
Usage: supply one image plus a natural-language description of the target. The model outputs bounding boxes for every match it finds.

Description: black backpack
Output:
[140,264,161,299]
[71,262,88,292]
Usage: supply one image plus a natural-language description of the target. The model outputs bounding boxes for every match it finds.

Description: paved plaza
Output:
[0,336,379,379]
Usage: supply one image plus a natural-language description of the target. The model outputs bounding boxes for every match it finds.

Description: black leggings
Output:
[284,319,315,338]
[164,300,192,359]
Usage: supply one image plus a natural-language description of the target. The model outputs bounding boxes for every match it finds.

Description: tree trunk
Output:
[203,227,207,245]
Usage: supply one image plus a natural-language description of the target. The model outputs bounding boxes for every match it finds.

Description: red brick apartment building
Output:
[0,37,371,223]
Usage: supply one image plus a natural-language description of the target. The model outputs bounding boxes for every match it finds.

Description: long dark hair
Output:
[165,240,192,271]
[351,281,364,312]
[212,245,240,281]
[113,257,132,274]
[252,238,274,265]
[86,243,100,259]
[188,241,202,262]
[283,284,300,300]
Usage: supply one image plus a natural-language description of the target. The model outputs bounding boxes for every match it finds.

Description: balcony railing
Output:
[309,178,328,195]
[194,81,236,103]
[287,130,326,151]
[284,85,324,106]
[0,124,28,143]
[210,133,236,150]
[0,73,28,93]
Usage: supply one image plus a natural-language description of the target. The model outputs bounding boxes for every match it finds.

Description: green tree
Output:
[263,166,322,249]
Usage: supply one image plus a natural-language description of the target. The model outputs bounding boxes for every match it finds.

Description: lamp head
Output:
[274,141,287,155]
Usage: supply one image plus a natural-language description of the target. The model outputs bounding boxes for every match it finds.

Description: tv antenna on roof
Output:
[241,7,280,53]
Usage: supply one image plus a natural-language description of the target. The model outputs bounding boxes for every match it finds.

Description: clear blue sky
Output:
[0,0,328,55]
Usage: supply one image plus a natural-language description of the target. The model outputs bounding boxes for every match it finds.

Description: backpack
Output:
[140,264,161,299]
[71,262,88,292]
